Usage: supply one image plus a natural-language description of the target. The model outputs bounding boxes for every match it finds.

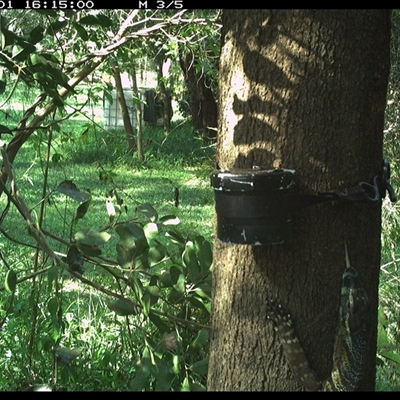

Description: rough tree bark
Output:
[179,52,218,139]
[208,10,391,391]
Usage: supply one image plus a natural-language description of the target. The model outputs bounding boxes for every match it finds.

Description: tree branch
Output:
[0,10,192,197]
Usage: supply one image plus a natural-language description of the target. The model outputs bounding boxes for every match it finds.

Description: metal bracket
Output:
[211,160,397,245]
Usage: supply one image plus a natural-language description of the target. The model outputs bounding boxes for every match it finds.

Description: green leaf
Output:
[47,264,59,286]
[76,243,102,257]
[189,382,207,391]
[149,313,169,333]
[74,228,111,246]
[154,357,173,391]
[36,10,57,17]
[196,238,213,275]
[172,354,180,375]
[41,53,59,64]
[143,222,158,241]
[30,53,46,65]
[107,298,136,316]
[79,15,101,25]
[159,215,180,225]
[378,307,388,327]
[51,319,61,341]
[170,266,181,284]
[0,79,6,95]
[130,347,152,391]
[116,223,149,268]
[159,271,172,288]
[47,297,59,317]
[45,64,74,91]
[0,14,9,29]
[173,273,185,294]
[15,36,36,52]
[56,346,83,365]
[66,245,84,274]
[190,328,209,351]
[116,222,145,242]
[73,22,89,41]
[49,90,64,107]
[144,285,160,305]
[75,193,92,220]
[193,283,211,299]
[187,295,210,314]
[168,288,184,304]
[141,293,151,317]
[28,26,44,45]
[183,241,200,283]
[190,357,209,375]
[149,274,158,286]
[136,203,158,222]
[165,230,185,245]
[380,350,400,365]
[131,276,143,301]
[96,14,113,28]
[11,44,24,58]
[57,180,90,202]
[33,72,45,82]
[147,244,166,267]
[4,269,17,293]
[52,153,63,163]
[181,376,190,392]
[104,89,113,105]
[46,19,68,34]
[116,243,132,269]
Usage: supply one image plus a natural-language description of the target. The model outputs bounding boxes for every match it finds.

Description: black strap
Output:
[318,160,397,204]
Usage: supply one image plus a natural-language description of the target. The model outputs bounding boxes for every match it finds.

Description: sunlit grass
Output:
[0,119,215,391]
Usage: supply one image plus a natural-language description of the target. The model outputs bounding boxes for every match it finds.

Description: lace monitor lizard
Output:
[266,245,371,391]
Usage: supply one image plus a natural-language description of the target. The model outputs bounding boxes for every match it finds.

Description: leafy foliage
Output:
[0,9,219,391]
[378,9,400,391]
[2,7,399,392]
[0,157,213,391]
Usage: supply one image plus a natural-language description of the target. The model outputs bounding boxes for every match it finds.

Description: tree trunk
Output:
[208,10,391,391]
[156,58,173,131]
[112,61,135,155]
[131,65,143,161]
[179,52,218,139]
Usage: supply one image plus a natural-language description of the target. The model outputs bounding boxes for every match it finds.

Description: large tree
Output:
[208,10,391,391]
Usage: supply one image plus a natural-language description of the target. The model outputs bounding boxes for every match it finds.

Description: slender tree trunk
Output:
[131,65,143,161]
[112,60,135,155]
[156,58,173,131]
[208,10,391,391]
[179,52,218,138]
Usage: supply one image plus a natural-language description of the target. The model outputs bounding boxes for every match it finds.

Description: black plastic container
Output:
[211,168,297,245]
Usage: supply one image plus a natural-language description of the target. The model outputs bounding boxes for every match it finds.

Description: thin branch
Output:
[68,269,209,330]
[0,266,51,292]
[0,225,39,250]
[0,10,193,196]
[0,144,63,265]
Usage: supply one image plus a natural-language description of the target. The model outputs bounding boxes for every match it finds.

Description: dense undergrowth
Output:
[0,118,216,391]
[374,10,400,391]
[0,13,400,390]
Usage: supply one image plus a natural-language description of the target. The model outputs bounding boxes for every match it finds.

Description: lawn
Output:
[0,115,215,391]
[0,84,399,391]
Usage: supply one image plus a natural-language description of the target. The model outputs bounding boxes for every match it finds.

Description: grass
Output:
[0,117,215,391]
[1,84,400,391]
[4,120,215,233]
